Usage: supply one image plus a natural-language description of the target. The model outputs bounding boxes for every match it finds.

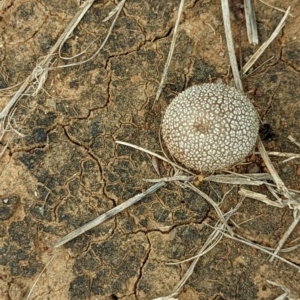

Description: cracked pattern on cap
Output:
[162,83,259,172]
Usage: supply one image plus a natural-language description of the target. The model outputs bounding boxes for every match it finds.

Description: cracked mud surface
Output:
[0,0,300,299]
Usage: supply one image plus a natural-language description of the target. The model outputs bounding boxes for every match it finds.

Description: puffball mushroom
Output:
[161,83,259,172]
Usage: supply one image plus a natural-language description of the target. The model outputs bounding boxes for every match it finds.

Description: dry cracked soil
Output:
[0,0,300,299]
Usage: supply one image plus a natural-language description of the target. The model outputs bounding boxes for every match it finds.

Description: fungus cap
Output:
[161,83,259,172]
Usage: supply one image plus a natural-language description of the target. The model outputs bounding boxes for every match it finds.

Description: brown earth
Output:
[0,0,300,299]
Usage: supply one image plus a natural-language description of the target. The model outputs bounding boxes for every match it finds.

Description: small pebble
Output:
[246,163,261,173]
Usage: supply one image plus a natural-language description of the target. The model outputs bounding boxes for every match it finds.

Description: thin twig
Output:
[53,182,165,248]
[221,0,243,91]
[152,0,185,108]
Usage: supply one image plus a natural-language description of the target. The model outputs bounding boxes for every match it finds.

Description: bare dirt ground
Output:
[0,0,300,299]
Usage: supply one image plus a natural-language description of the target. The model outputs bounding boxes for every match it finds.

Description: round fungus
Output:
[161,83,259,172]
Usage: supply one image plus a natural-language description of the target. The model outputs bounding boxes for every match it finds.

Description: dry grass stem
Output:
[205,173,272,186]
[0,81,23,93]
[266,185,284,202]
[259,0,294,17]
[186,182,234,235]
[0,0,10,12]
[225,171,273,180]
[205,22,216,35]
[53,182,165,248]
[167,234,223,266]
[243,56,275,78]
[0,0,96,120]
[58,0,126,61]
[144,171,274,186]
[267,280,292,300]
[279,244,300,253]
[288,135,300,148]
[254,151,300,159]
[221,0,243,91]
[242,6,291,75]
[221,230,299,254]
[116,140,196,175]
[160,204,242,299]
[282,157,297,164]
[143,175,194,183]
[0,0,126,156]
[26,253,58,300]
[58,39,94,60]
[52,0,126,70]
[244,0,259,45]
[219,231,300,271]
[0,0,96,152]
[269,211,300,262]
[152,0,185,108]
[163,236,215,298]
[239,188,285,208]
[151,156,161,176]
[2,0,299,298]
[103,0,126,22]
[153,297,178,300]
[256,136,290,198]
[239,188,300,210]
